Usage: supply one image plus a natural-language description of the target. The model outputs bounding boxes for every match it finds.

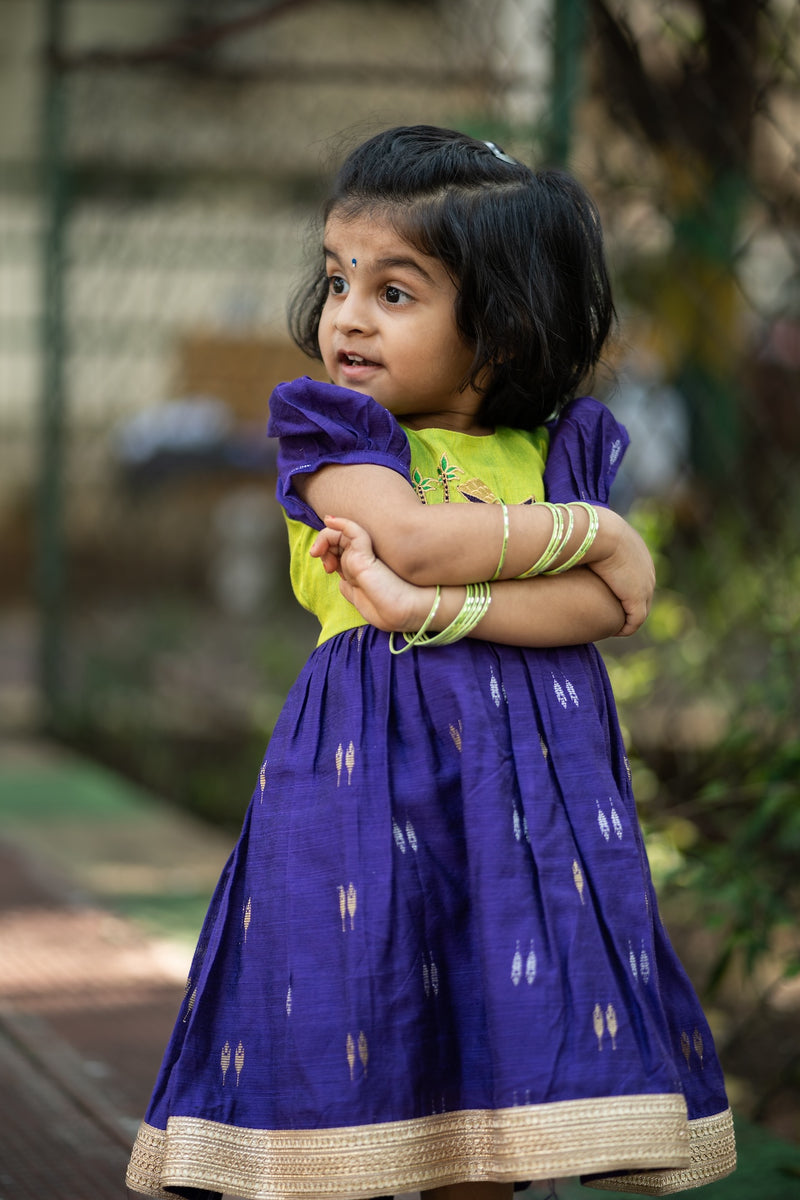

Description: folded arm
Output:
[312,516,626,646]
[297,462,654,635]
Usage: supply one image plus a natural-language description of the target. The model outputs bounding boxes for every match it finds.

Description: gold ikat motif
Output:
[593,1002,619,1050]
[335,741,356,786]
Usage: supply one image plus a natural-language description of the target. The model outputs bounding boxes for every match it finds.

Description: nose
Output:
[333,285,373,334]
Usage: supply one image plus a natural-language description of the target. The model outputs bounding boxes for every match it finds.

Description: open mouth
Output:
[339,351,380,368]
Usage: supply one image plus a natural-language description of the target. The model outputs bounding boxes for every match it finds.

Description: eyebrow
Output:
[323,246,436,285]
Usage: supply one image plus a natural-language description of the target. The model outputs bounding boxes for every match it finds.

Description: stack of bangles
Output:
[389,501,599,654]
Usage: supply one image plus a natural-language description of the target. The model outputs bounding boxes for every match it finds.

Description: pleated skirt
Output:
[127,628,735,1199]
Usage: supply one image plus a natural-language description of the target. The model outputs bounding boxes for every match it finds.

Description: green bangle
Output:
[516,502,564,579]
[391,582,492,651]
[388,586,442,655]
[490,503,509,581]
[544,502,600,575]
[415,582,491,646]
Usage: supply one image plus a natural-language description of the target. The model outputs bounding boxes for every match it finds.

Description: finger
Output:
[310,528,341,558]
[324,514,368,541]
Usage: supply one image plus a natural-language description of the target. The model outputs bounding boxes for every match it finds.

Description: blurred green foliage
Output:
[605,501,800,994]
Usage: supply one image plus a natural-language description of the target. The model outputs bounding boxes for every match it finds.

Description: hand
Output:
[310,516,434,633]
[585,508,655,636]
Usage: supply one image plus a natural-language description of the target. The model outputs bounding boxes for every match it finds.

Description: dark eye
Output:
[329,275,348,295]
[384,286,403,304]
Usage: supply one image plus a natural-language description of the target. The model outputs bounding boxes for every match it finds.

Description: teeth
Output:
[347,354,366,364]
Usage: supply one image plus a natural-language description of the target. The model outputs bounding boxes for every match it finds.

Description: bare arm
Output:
[298,463,654,635]
[311,517,626,646]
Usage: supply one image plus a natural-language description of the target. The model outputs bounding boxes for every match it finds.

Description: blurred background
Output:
[1,0,798,1144]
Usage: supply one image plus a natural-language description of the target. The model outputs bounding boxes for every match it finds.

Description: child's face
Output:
[318,211,485,433]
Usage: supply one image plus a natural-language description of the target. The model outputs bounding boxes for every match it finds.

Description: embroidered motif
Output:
[693,1028,705,1067]
[436,454,464,503]
[221,1041,231,1084]
[392,820,406,853]
[629,940,638,980]
[606,1004,619,1049]
[511,941,523,986]
[407,442,541,512]
[553,673,579,708]
[449,720,463,752]
[412,467,437,502]
[336,741,356,785]
[458,477,500,504]
[572,859,586,904]
[593,1003,604,1049]
[429,952,439,996]
[640,942,651,983]
[346,1032,368,1080]
[525,941,537,985]
[182,986,197,1024]
[337,883,357,930]
[405,820,418,852]
[235,1041,245,1085]
[243,897,252,943]
[593,1003,619,1050]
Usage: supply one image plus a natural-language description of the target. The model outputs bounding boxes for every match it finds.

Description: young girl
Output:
[127,126,735,1199]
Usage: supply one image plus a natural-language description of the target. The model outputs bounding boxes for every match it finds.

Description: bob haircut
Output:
[289,125,614,432]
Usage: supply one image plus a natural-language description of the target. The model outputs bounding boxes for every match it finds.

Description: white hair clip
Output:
[484,140,516,165]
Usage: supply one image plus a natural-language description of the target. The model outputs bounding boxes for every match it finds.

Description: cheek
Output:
[317,306,334,353]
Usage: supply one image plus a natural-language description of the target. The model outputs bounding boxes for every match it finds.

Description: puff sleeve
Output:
[267,377,412,530]
[543,396,629,507]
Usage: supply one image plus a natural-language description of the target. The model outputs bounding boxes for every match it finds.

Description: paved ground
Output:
[0,740,228,1200]
[1,738,799,1200]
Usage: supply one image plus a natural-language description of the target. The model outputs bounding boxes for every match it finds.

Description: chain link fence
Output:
[1,4,800,1108]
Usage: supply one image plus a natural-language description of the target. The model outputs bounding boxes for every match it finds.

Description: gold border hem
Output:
[126,1094,706,1199]
[582,1107,736,1194]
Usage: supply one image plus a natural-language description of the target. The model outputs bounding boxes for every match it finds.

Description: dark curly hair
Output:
[289,125,614,431]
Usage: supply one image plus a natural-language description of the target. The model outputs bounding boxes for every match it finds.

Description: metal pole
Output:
[547,0,586,166]
[38,0,68,731]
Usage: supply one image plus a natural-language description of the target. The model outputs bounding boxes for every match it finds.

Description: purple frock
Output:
[127,380,735,1199]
